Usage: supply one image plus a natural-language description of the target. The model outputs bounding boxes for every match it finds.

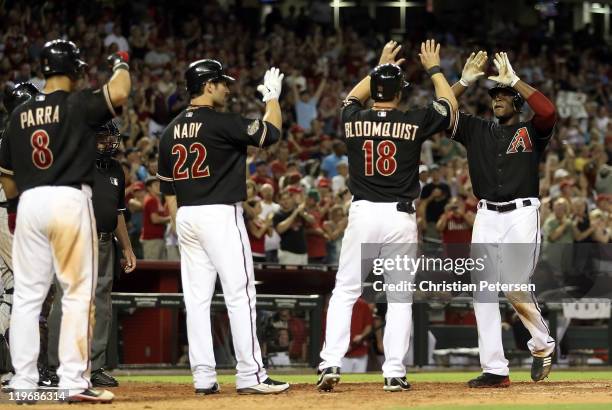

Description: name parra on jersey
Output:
[19,105,60,129]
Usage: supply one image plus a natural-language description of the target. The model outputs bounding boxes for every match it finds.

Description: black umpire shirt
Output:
[93,158,126,233]
[156,106,279,206]
[341,98,452,202]
[0,89,115,192]
[449,112,552,202]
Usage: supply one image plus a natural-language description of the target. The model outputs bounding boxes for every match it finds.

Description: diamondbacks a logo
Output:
[506,127,533,154]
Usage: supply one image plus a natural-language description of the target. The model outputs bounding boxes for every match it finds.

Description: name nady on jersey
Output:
[19,106,60,129]
[174,122,202,139]
[344,120,419,141]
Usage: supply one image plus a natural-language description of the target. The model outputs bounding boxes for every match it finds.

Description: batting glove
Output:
[459,50,487,87]
[107,51,130,72]
[488,52,520,87]
[257,67,284,102]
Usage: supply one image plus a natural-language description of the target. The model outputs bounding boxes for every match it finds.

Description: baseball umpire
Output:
[0,39,130,403]
[46,120,137,388]
[449,51,557,387]
[156,60,289,394]
[317,40,458,392]
[0,82,39,381]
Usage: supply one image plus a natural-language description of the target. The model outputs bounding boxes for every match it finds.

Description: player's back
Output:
[341,98,451,202]
[158,106,270,207]
[2,90,103,192]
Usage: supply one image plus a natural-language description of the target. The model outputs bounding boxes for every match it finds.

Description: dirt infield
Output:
[10,381,610,409]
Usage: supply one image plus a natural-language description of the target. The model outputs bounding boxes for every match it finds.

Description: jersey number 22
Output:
[172,143,210,180]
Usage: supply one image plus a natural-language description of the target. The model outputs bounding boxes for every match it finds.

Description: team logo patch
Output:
[506,127,533,154]
[432,101,448,117]
[110,177,118,186]
[377,111,387,117]
[247,120,260,136]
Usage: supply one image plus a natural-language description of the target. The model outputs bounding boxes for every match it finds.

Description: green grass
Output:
[117,370,612,385]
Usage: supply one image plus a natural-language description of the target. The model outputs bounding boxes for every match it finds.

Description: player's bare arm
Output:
[106,52,132,108]
[451,50,487,97]
[346,40,404,104]
[165,194,178,234]
[0,176,17,200]
[419,39,458,127]
[489,52,557,134]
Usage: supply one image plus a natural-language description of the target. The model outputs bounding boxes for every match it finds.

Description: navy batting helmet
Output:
[488,84,524,112]
[370,64,410,102]
[185,59,236,96]
[96,120,121,158]
[3,82,39,114]
[40,39,87,79]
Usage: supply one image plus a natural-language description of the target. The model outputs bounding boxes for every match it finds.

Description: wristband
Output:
[427,66,442,77]
[459,78,470,87]
[510,77,520,87]
[113,62,130,72]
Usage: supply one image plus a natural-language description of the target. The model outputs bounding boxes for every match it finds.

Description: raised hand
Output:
[257,67,284,102]
[418,39,441,71]
[460,50,487,86]
[487,52,520,87]
[378,40,405,66]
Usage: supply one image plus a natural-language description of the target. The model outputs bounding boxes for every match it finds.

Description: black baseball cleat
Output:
[383,376,411,392]
[64,388,114,403]
[237,378,289,394]
[316,366,340,392]
[467,373,510,388]
[91,368,119,387]
[38,366,59,388]
[195,382,220,395]
[531,352,554,382]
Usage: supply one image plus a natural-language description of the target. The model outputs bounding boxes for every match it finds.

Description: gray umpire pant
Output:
[48,237,115,371]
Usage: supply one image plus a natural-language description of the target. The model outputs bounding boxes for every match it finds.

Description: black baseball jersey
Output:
[157,106,279,206]
[0,88,115,192]
[92,158,126,233]
[449,112,553,202]
[341,97,452,202]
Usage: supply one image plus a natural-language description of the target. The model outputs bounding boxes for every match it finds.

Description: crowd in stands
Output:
[0,1,610,272]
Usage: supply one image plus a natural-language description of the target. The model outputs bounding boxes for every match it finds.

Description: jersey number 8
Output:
[172,143,210,180]
[362,140,397,176]
[31,129,53,169]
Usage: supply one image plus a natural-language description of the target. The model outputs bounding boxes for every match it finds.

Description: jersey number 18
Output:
[362,140,397,176]
[172,143,210,180]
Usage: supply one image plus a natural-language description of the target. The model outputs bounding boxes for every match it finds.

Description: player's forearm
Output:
[114,213,133,251]
[430,73,458,125]
[107,68,131,108]
[0,175,18,199]
[347,75,371,105]
[166,195,178,231]
[263,99,282,131]
[451,82,468,98]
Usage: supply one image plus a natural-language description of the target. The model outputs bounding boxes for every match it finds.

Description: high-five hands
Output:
[460,50,487,87]
[378,40,405,66]
[488,52,520,87]
[419,39,441,71]
[257,67,284,102]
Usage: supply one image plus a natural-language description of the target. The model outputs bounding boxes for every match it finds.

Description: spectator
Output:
[419,165,451,240]
[259,183,282,262]
[246,199,273,263]
[341,298,373,373]
[305,189,327,264]
[104,24,129,52]
[332,159,349,194]
[292,72,327,131]
[273,190,314,265]
[542,198,575,278]
[126,181,146,259]
[323,205,348,264]
[141,177,171,259]
[321,140,347,178]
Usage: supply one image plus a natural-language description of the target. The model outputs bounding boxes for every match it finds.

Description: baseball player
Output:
[0,39,130,403]
[156,59,288,394]
[46,120,137,388]
[449,51,557,387]
[0,82,39,382]
[317,40,458,392]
